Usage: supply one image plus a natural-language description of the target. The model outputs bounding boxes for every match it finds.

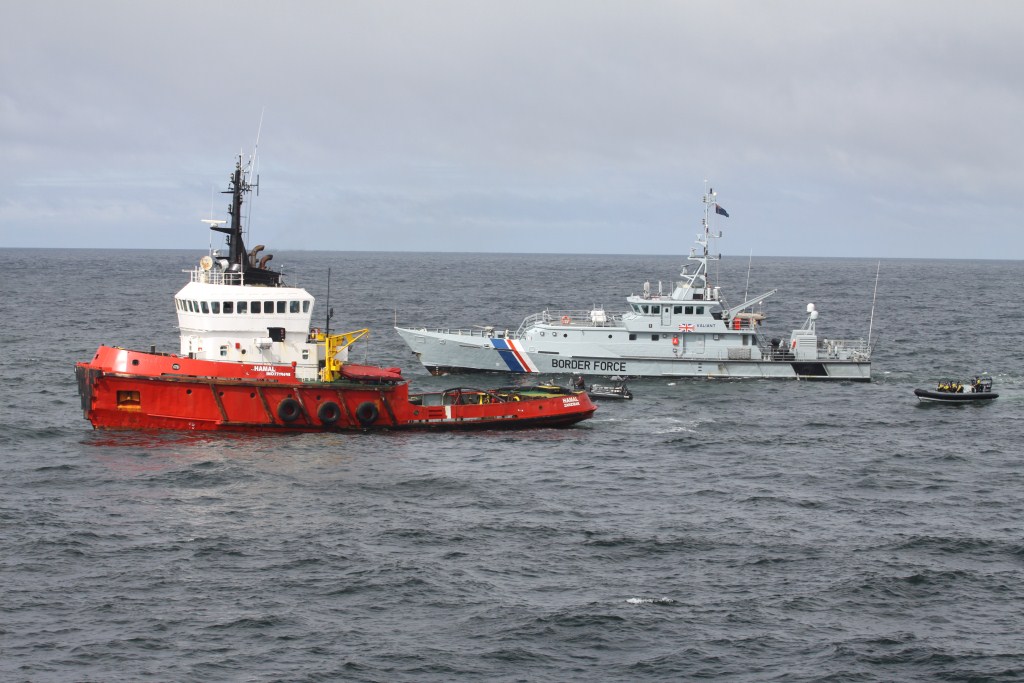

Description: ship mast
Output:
[208,156,282,287]
[687,182,722,298]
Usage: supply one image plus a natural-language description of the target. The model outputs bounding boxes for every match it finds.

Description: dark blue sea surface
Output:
[2,248,1022,682]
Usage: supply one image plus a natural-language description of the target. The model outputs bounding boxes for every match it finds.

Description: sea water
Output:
[1,248,1022,681]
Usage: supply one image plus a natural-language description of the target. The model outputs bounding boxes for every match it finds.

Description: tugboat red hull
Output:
[76,346,596,432]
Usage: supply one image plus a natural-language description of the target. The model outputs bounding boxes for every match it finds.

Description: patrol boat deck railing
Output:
[514,310,626,337]
[818,338,871,361]
[757,334,871,361]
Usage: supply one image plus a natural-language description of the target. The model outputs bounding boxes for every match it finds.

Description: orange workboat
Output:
[75,156,595,432]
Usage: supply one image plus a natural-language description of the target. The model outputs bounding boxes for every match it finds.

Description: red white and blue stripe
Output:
[491,338,539,373]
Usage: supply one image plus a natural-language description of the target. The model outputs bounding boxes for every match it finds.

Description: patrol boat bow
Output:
[396,185,872,380]
[75,155,596,431]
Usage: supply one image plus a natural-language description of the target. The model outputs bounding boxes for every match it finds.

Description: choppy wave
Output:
[3,251,1023,681]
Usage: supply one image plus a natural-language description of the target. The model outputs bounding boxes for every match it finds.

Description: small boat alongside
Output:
[75,155,596,432]
[914,376,998,403]
[573,375,633,400]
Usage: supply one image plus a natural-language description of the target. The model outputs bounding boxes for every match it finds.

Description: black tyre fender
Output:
[317,401,342,425]
[277,397,302,422]
[355,401,379,426]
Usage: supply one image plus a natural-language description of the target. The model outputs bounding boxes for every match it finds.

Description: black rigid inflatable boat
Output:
[914,376,998,403]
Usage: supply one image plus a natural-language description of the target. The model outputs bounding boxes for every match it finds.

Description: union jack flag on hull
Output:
[679,323,695,332]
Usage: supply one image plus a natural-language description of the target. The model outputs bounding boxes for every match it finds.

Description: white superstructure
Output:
[174,266,331,381]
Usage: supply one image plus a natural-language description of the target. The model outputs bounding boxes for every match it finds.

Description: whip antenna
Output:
[867,261,880,349]
[744,249,752,302]
[325,267,333,337]
[243,109,265,240]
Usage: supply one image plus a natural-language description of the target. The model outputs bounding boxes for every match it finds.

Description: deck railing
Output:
[188,268,245,286]
[819,338,872,361]
[513,310,626,337]
[406,310,626,339]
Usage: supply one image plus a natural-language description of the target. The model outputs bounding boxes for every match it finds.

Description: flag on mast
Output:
[714,203,729,217]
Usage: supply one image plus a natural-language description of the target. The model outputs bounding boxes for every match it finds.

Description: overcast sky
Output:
[2,1,1022,258]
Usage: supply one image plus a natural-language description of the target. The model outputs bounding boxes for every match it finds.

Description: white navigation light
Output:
[806,303,816,313]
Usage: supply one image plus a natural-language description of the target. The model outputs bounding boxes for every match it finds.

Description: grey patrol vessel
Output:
[395,185,872,381]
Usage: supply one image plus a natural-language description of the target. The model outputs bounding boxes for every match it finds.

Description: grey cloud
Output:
[2,0,1022,257]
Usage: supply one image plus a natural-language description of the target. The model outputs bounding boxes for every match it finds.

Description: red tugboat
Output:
[75,157,596,432]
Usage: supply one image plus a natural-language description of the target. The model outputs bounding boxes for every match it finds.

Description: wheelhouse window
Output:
[651,305,660,314]
[265,300,274,314]
[200,301,210,314]
[251,301,261,314]
[674,306,683,314]
[211,301,220,314]
[641,305,649,314]
[223,301,234,314]
[237,301,247,314]
[276,301,286,313]
[302,301,310,313]
[290,300,300,313]
[685,306,693,314]
[186,300,194,312]
[696,306,705,314]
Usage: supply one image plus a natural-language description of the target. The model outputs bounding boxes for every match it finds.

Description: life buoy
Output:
[355,401,379,426]
[672,337,679,346]
[277,397,301,422]
[317,401,341,425]
[733,317,741,330]
[561,315,571,325]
